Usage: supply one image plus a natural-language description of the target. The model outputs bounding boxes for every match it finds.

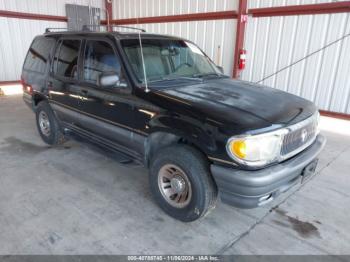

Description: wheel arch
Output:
[33,92,47,108]
[144,129,212,167]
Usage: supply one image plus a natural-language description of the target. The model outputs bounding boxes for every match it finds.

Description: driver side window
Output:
[83,40,121,84]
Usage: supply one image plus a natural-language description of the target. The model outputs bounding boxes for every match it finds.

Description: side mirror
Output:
[217,66,224,74]
[98,72,120,88]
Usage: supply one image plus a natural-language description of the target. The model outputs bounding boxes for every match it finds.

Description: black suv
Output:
[22,28,325,222]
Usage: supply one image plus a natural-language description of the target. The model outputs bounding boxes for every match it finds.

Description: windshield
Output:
[121,38,223,83]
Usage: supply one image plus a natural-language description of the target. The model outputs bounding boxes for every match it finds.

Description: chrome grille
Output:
[281,114,318,157]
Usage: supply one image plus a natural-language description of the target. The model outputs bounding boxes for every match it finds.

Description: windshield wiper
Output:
[192,73,222,78]
[149,76,202,83]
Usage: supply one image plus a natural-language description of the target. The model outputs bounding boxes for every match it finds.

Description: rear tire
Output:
[149,145,218,222]
[35,101,66,145]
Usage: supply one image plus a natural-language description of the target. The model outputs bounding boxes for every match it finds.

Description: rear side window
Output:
[83,40,120,83]
[53,39,81,79]
[23,37,54,73]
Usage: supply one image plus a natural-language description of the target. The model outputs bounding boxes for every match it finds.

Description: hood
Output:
[157,78,316,133]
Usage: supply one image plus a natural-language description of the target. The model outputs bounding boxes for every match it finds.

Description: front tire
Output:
[35,101,66,145]
[149,145,218,222]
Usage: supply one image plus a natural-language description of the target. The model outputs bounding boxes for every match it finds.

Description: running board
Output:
[64,127,142,165]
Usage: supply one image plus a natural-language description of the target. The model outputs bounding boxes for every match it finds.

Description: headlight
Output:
[226,129,287,167]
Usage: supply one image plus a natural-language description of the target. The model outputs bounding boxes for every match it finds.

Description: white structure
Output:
[112,0,239,76]
[0,0,349,114]
[0,0,104,81]
[243,0,350,115]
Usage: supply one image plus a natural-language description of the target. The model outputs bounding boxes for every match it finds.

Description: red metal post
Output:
[105,0,113,31]
[0,10,67,22]
[232,0,248,78]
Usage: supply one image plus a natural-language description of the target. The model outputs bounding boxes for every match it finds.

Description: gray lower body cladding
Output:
[211,134,326,208]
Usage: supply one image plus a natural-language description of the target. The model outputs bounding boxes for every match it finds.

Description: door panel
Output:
[48,39,82,125]
[77,38,145,154]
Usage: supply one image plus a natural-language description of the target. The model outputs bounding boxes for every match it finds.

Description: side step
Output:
[64,128,142,165]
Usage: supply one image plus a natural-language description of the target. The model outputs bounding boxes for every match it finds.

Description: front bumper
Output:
[211,134,326,208]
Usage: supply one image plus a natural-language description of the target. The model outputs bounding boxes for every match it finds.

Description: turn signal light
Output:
[230,140,246,158]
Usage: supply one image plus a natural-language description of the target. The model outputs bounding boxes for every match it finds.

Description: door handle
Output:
[79,89,88,101]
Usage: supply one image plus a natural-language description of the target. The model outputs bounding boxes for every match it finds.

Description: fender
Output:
[144,113,219,166]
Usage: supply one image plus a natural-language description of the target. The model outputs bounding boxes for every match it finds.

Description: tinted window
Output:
[53,39,81,79]
[23,37,54,73]
[83,40,120,83]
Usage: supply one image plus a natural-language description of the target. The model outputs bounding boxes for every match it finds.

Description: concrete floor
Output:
[0,95,350,255]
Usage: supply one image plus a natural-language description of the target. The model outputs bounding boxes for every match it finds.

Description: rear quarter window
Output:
[23,37,55,73]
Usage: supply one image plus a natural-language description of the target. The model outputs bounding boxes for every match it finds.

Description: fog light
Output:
[258,194,273,206]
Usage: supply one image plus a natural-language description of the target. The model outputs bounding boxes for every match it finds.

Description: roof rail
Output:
[45,25,146,34]
[45,27,69,33]
[82,24,146,33]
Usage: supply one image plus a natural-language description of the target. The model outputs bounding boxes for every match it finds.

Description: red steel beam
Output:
[249,1,350,17]
[105,10,238,25]
[103,2,350,26]
[232,0,248,78]
[100,2,350,25]
[0,81,21,86]
[0,10,67,22]
[1,1,349,24]
[319,110,350,121]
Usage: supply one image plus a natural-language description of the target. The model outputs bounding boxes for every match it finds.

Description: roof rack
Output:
[45,27,69,33]
[45,25,146,34]
[82,24,146,33]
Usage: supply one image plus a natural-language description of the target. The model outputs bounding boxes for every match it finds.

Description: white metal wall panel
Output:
[0,18,66,81]
[118,19,236,76]
[111,0,238,75]
[0,0,104,17]
[242,11,350,114]
[248,0,349,9]
[331,20,350,114]
[0,0,104,81]
[112,0,238,19]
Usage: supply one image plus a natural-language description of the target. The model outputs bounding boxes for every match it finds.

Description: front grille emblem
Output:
[281,114,317,158]
[301,129,308,143]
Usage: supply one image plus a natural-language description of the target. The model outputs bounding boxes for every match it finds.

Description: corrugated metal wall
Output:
[0,19,66,81]
[248,0,349,8]
[112,0,350,114]
[113,0,238,18]
[0,0,103,16]
[0,0,103,81]
[1,0,349,115]
[242,0,350,114]
[111,0,239,76]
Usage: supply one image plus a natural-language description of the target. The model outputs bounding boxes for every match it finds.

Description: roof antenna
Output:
[138,31,149,93]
